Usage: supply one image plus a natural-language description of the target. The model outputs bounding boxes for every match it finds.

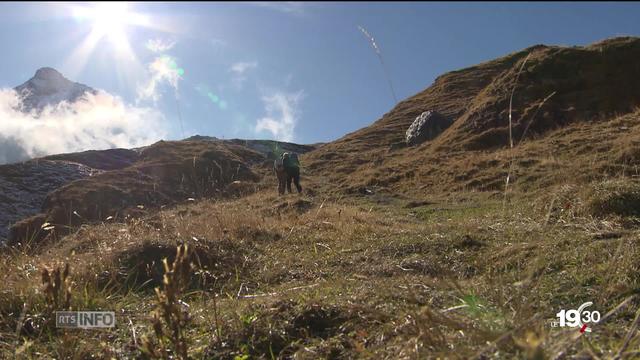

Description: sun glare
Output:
[91,3,129,40]
[61,2,178,96]
[64,2,155,86]
[72,2,148,48]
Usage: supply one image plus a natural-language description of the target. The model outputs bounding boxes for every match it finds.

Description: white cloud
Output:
[145,38,176,53]
[137,55,183,102]
[230,61,258,75]
[230,61,258,90]
[0,89,166,164]
[254,90,304,142]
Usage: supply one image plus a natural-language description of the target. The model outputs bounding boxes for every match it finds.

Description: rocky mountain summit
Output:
[14,67,96,112]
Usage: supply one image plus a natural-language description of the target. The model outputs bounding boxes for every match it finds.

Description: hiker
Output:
[282,152,302,194]
[274,156,287,195]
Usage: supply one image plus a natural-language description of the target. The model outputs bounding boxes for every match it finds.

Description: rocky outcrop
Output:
[405,110,452,146]
[0,160,94,242]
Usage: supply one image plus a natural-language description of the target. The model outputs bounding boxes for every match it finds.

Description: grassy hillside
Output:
[305,37,640,196]
[2,37,640,359]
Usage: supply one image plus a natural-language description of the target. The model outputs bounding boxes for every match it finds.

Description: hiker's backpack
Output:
[282,153,299,169]
[289,153,300,167]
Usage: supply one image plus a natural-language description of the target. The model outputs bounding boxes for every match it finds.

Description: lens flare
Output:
[207,93,219,103]
[197,85,228,111]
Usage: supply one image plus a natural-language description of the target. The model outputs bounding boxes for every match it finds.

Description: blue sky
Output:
[0,2,639,146]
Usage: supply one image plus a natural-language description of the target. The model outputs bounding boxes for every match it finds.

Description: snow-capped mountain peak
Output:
[14,67,96,112]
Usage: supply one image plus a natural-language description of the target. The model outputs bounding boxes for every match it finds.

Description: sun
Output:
[90,3,131,43]
[64,2,154,84]
[72,2,147,51]
[63,2,175,89]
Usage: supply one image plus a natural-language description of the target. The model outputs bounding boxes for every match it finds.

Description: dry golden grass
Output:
[2,173,640,358]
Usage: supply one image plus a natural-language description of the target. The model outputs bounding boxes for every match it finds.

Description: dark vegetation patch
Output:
[585,179,640,218]
[99,238,254,293]
[206,300,381,359]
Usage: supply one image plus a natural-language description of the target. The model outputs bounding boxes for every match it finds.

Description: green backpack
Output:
[283,152,300,169]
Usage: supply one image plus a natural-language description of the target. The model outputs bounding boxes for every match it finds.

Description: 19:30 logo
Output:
[556,302,600,332]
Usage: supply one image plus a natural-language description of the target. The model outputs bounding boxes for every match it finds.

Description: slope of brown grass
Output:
[305,37,640,197]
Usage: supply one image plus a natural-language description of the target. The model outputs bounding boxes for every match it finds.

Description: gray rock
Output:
[0,160,94,243]
[405,111,452,146]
